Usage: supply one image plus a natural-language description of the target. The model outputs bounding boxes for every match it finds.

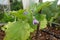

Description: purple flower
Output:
[23,11,28,15]
[33,19,39,25]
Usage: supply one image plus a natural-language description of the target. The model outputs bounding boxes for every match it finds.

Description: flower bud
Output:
[33,19,39,25]
[23,11,28,15]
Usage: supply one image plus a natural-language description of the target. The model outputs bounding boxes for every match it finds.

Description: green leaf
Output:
[40,17,47,29]
[42,0,58,22]
[3,21,33,40]
[35,14,47,29]
[35,2,51,13]
[10,9,27,20]
[51,0,58,9]
[39,14,47,29]
[35,14,45,21]
[26,10,33,27]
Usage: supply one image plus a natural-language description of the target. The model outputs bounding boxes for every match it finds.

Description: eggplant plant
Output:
[2,0,60,40]
[42,0,59,26]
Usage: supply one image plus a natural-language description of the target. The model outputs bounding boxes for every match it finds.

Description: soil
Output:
[0,27,60,40]
[0,30,5,40]
[31,27,60,40]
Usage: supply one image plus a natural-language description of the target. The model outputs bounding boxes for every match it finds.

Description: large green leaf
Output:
[35,2,51,13]
[3,21,33,40]
[35,14,45,21]
[42,0,58,22]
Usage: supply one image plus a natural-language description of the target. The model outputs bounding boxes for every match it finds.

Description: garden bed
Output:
[0,26,60,40]
[31,26,60,40]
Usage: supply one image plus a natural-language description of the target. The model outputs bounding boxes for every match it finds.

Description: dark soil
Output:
[0,27,60,40]
[0,30,5,40]
[31,27,60,40]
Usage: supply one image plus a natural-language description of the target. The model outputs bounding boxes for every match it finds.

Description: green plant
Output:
[2,0,60,40]
[0,5,4,20]
[0,13,15,23]
[3,21,33,40]
[42,0,60,26]
[10,0,23,11]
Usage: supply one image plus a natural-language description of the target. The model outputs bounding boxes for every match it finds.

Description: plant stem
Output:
[36,22,40,40]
